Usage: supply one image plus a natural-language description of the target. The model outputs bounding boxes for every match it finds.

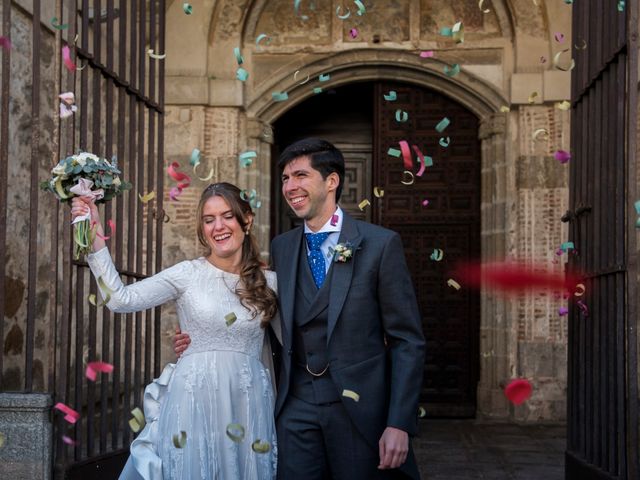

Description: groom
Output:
[176,138,425,478]
[271,138,424,479]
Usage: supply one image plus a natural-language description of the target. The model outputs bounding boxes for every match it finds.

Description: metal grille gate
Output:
[566,1,639,479]
[0,1,166,477]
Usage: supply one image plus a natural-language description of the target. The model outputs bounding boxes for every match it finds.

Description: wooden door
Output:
[373,83,481,417]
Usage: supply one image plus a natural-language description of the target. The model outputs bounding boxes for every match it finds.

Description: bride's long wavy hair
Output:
[196,182,278,327]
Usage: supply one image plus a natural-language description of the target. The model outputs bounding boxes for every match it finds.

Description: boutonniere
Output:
[329,242,355,263]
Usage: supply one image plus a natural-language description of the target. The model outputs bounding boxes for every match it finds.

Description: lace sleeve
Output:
[86,247,194,313]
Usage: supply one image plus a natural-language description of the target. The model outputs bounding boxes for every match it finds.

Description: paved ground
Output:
[413,420,566,480]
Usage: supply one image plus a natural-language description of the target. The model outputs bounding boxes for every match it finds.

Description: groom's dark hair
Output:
[277,138,346,202]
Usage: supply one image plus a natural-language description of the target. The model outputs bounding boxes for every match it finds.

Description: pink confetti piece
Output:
[0,36,11,50]
[577,300,589,317]
[169,186,182,202]
[558,307,569,316]
[554,32,565,43]
[504,379,533,405]
[398,140,412,171]
[54,402,80,424]
[421,199,429,207]
[167,162,191,202]
[62,435,78,446]
[419,50,434,58]
[94,219,116,241]
[330,214,339,226]
[413,145,428,177]
[554,150,571,164]
[85,361,114,381]
[349,28,358,39]
[62,45,76,72]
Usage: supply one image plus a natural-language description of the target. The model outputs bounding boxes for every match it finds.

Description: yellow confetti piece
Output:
[528,91,538,104]
[418,406,427,418]
[342,389,360,402]
[358,199,370,211]
[533,128,550,141]
[293,70,310,85]
[575,39,587,50]
[138,191,156,203]
[400,171,415,186]
[129,418,142,433]
[574,283,586,297]
[147,48,166,59]
[0,432,5,448]
[226,423,245,442]
[553,49,575,72]
[225,312,237,327]
[131,407,145,430]
[447,279,461,290]
[251,439,271,453]
[172,431,187,448]
[556,100,571,111]
[500,105,510,113]
[373,187,385,198]
[88,276,112,307]
[452,21,464,44]
[479,0,491,13]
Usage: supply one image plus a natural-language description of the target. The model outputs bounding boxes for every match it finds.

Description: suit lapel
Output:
[278,228,303,345]
[327,213,362,343]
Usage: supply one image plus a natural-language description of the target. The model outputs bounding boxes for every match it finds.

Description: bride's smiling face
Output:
[201,196,248,262]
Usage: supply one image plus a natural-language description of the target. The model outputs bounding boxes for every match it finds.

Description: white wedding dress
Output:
[87,247,278,479]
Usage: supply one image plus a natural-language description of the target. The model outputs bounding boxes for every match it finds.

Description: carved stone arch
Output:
[246,49,507,124]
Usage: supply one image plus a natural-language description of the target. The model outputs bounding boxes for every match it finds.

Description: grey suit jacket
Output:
[270,212,426,447]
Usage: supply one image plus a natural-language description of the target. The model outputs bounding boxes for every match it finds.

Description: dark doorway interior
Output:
[272,81,480,417]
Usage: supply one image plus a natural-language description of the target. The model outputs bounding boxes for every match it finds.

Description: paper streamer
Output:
[412,145,432,177]
[398,141,413,171]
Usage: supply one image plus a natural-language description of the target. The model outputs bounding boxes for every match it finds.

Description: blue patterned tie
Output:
[305,232,330,288]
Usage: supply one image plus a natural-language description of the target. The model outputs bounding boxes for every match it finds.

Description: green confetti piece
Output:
[439,27,452,37]
[313,87,323,94]
[236,68,249,82]
[336,5,351,19]
[439,137,450,147]
[354,0,366,15]
[395,110,408,122]
[444,64,460,77]
[239,151,257,167]
[319,73,330,82]
[387,148,401,158]
[226,423,245,442]
[225,312,237,327]
[190,148,201,167]
[383,90,397,101]
[51,17,69,30]
[618,1,625,11]
[272,91,289,102]
[183,3,193,14]
[435,117,450,133]
[255,33,271,49]
[234,47,243,65]
[561,241,575,252]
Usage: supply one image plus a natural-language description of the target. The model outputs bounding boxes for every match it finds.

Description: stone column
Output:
[476,112,513,420]
[0,393,53,479]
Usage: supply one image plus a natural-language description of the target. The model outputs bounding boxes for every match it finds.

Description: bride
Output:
[71,182,279,479]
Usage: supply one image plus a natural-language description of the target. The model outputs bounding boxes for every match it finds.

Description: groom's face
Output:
[281,155,336,222]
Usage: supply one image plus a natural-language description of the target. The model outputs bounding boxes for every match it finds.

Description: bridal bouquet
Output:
[41,152,131,259]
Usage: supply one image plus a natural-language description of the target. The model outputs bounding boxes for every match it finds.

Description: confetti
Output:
[447,279,461,290]
[129,407,145,432]
[0,432,5,448]
[439,137,451,148]
[444,64,460,77]
[577,300,589,316]
[559,307,569,316]
[62,435,78,446]
[313,87,323,94]
[500,105,510,113]
[147,49,166,59]
[62,45,77,72]
[358,199,370,211]
[167,162,191,201]
[173,431,187,448]
[88,276,112,307]
[387,147,401,158]
[0,36,11,50]
[504,379,532,405]
[272,92,289,102]
[554,32,565,43]
[233,47,244,65]
[430,249,444,261]
[342,389,360,402]
[293,70,310,85]
[336,5,351,19]
[421,199,429,207]
[395,110,409,122]
[383,91,397,102]
[255,33,271,50]
[349,28,358,39]
[556,100,571,110]
[354,0,366,15]
[54,403,80,424]
[373,187,384,198]
[294,0,309,20]
[59,92,78,119]
[574,283,585,296]
[420,50,434,58]
[435,117,450,133]
[618,1,625,12]
[226,423,245,442]
[138,191,156,203]
[479,0,490,13]
[236,68,249,82]
[95,219,116,241]
[225,312,237,327]
[398,140,413,170]
[183,3,193,14]
[575,39,587,50]
[85,361,114,381]
[319,73,330,82]
[413,145,432,177]
[51,17,69,30]
[553,49,575,71]
[528,91,538,104]
[418,406,427,418]
[533,128,549,141]
[560,241,575,253]
[239,151,257,167]
[252,439,271,453]
[554,150,571,164]
[330,214,339,226]
[400,171,415,185]
[452,21,464,43]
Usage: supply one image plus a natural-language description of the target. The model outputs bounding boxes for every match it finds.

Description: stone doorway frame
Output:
[237,50,515,419]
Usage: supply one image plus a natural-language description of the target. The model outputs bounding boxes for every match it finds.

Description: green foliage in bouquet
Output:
[40,152,131,202]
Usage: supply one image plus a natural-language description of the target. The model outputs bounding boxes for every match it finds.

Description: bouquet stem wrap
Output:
[69,178,104,260]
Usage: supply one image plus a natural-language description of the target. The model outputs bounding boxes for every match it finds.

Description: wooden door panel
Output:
[374,82,480,417]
